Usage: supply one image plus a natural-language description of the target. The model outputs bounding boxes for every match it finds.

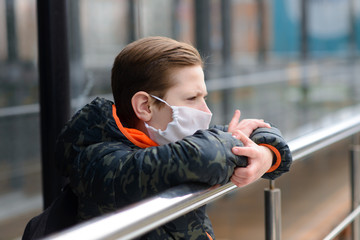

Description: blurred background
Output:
[1,0,360,239]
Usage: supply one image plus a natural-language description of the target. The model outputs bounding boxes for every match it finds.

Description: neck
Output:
[135,121,150,137]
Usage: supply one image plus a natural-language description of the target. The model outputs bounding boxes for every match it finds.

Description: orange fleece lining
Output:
[112,105,158,148]
[259,143,281,173]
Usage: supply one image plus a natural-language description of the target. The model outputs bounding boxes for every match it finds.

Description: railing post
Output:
[350,135,360,240]
[37,0,70,208]
[265,180,281,240]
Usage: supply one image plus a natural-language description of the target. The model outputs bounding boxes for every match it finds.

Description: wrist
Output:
[260,146,273,170]
[259,144,282,173]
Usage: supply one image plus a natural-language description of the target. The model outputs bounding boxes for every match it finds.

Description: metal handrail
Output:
[289,113,360,162]
[44,112,360,240]
[324,205,360,240]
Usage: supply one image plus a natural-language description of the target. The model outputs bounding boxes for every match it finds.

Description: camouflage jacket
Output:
[55,97,292,240]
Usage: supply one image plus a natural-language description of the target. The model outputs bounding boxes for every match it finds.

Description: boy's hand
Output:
[230,130,273,187]
[228,110,270,137]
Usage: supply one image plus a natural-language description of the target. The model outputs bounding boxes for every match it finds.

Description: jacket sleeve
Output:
[70,128,247,206]
[212,124,292,180]
[249,126,292,180]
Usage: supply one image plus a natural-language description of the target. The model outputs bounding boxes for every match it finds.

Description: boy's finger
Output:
[258,121,271,128]
[234,130,252,146]
[228,110,241,131]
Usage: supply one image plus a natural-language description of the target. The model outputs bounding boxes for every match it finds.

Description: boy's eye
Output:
[187,96,207,101]
[187,96,197,101]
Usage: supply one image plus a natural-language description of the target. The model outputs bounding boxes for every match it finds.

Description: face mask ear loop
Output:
[150,94,177,122]
[150,95,171,108]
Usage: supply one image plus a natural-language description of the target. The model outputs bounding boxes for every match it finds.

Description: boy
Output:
[55,36,292,239]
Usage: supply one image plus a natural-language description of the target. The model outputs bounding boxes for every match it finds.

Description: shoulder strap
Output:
[22,186,78,239]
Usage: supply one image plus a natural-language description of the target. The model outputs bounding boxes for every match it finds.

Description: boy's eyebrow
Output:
[194,90,208,97]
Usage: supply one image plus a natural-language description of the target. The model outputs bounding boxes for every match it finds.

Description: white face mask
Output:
[144,95,212,145]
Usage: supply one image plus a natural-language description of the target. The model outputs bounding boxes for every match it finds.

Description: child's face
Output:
[165,65,210,112]
[147,65,211,131]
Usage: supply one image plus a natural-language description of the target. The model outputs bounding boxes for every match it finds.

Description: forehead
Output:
[164,65,207,97]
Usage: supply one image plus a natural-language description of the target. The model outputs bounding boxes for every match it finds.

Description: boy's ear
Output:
[132,91,152,122]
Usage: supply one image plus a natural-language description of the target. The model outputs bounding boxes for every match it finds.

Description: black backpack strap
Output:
[22,186,78,240]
